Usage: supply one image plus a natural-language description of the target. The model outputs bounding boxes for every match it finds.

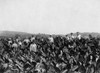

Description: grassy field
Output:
[0,31,100,38]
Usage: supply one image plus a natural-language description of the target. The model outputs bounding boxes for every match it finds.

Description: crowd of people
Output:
[0,32,100,73]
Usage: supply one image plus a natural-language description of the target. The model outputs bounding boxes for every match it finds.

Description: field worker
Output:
[30,35,35,42]
[48,35,54,43]
[8,40,12,46]
[70,33,75,39]
[8,38,13,45]
[65,35,70,40]
[16,38,20,42]
[29,43,37,52]
[78,34,81,40]
[76,32,81,40]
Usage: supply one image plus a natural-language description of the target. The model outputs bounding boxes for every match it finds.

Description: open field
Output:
[0,31,100,38]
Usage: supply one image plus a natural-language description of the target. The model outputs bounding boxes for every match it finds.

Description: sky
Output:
[0,0,100,34]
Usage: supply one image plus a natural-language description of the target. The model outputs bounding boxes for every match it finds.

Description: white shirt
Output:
[31,37,35,41]
[12,43,18,48]
[29,43,37,52]
[66,36,70,40]
[8,40,12,45]
[78,34,81,40]
[71,35,75,39]
[18,41,22,46]
[48,37,54,43]
[3,63,8,68]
